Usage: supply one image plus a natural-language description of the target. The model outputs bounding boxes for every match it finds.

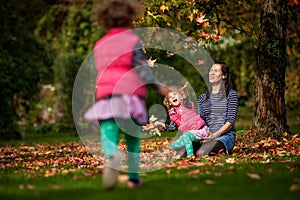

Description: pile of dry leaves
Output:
[0,131,299,177]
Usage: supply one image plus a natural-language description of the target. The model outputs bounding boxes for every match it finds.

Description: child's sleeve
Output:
[133,41,160,88]
[164,120,177,132]
[182,98,193,109]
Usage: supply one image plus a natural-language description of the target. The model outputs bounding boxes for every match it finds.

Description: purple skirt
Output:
[83,95,148,125]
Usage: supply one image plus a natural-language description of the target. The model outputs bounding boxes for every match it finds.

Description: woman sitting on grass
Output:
[194,62,239,157]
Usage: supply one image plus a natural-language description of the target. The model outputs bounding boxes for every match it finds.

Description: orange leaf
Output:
[289,184,300,191]
[188,169,200,175]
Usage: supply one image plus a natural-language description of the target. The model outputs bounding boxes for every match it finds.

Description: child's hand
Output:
[154,121,165,129]
[178,82,189,98]
[182,82,189,89]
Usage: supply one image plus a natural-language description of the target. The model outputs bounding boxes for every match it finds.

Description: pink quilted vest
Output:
[94,28,147,100]
[169,101,205,133]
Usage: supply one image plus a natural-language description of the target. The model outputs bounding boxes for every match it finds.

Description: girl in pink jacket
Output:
[84,0,169,190]
[163,83,209,158]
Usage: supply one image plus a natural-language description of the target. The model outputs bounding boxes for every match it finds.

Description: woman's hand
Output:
[203,131,220,141]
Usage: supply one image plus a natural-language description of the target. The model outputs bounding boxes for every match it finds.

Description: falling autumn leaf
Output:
[195,15,208,25]
[197,60,205,65]
[167,52,174,57]
[147,57,157,67]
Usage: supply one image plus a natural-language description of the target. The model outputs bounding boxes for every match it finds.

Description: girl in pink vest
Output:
[163,83,209,158]
[84,0,169,190]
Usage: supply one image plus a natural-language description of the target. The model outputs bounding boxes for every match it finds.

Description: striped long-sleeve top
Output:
[197,90,239,134]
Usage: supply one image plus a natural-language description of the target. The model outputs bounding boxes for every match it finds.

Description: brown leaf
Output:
[247,172,261,180]
[214,172,222,177]
[166,169,171,175]
[289,184,300,191]
[26,184,35,190]
[18,184,25,190]
[118,174,129,183]
[49,185,61,190]
[204,179,215,185]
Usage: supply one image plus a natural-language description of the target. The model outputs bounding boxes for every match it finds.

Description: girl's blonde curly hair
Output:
[163,86,180,109]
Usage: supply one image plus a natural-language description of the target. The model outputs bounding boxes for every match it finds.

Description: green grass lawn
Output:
[1,106,299,200]
[1,157,300,200]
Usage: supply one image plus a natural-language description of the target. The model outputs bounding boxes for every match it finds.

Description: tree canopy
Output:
[0,0,299,139]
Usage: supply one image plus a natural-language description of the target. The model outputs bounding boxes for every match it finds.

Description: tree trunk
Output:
[252,0,288,139]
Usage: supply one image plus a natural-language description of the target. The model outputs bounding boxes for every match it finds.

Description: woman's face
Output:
[166,91,181,107]
[209,64,224,84]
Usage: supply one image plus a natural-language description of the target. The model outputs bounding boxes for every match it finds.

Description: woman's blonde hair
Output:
[94,0,144,29]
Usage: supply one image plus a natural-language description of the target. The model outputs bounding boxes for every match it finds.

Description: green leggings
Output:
[172,132,199,157]
[100,118,141,179]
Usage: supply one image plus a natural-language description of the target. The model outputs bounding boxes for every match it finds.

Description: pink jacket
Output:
[94,28,147,100]
[168,101,205,133]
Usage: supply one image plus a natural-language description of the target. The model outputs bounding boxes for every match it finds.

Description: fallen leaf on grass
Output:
[204,179,215,185]
[247,172,261,180]
[118,174,129,183]
[226,158,236,164]
[49,185,61,190]
[191,186,199,191]
[26,184,35,190]
[289,184,300,191]
[214,172,222,177]
[188,169,200,175]
[166,169,171,175]
[18,184,25,190]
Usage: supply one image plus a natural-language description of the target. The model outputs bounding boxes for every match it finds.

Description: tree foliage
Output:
[138,0,300,137]
[0,1,52,139]
[1,0,299,139]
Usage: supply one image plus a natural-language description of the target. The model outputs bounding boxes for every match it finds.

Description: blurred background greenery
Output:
[0,0,299,139]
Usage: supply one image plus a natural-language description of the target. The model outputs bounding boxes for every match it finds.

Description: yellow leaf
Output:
[160,5,169,12]
[177,12,183,20]
[188,13,194,21]
[147,11,154,16]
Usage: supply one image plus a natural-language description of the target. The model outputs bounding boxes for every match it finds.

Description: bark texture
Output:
[252,0,288,138]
